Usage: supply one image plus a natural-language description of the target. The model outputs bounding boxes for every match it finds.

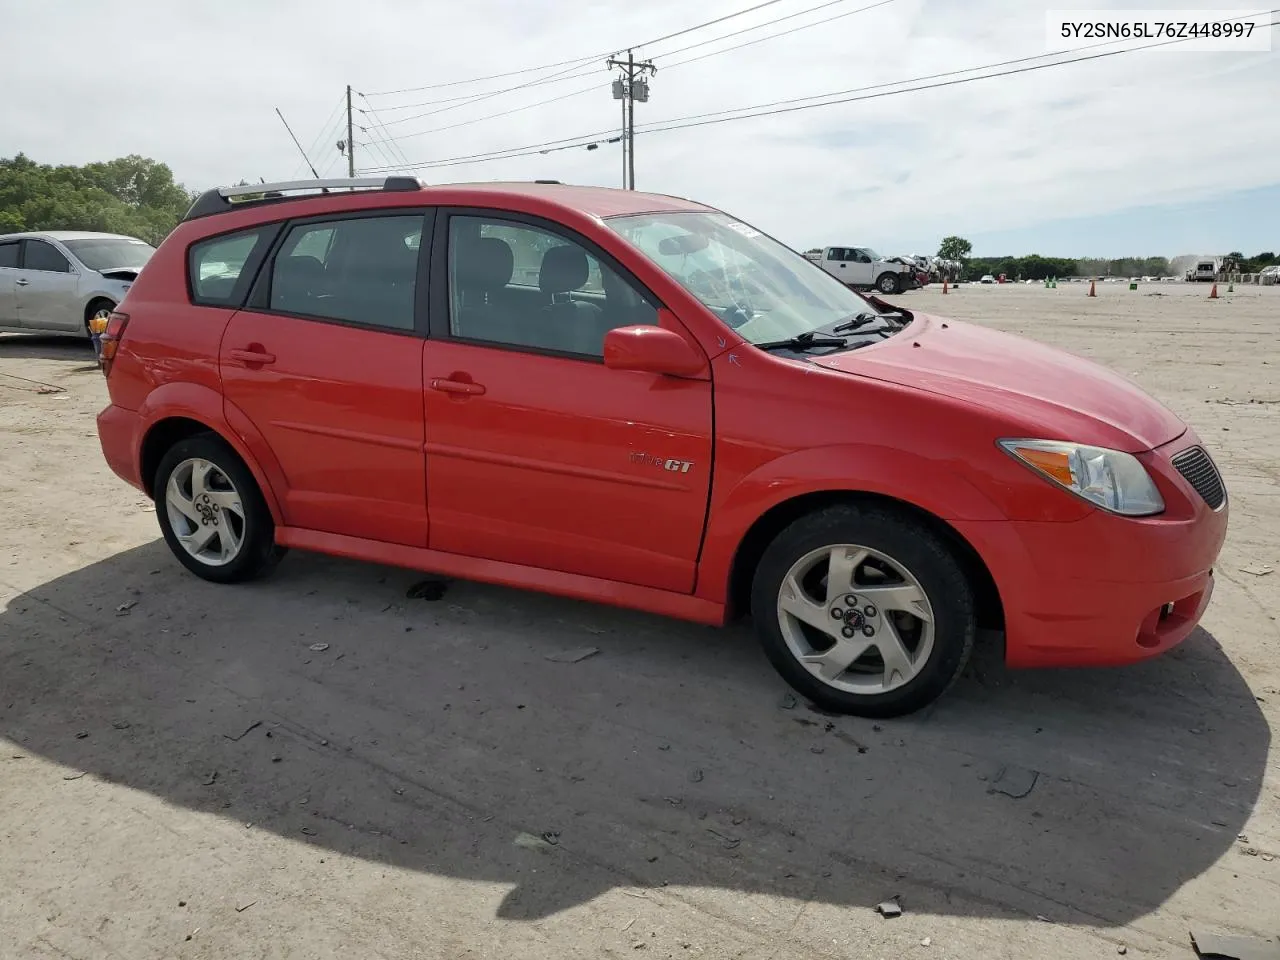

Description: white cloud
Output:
[1,0,1275,254]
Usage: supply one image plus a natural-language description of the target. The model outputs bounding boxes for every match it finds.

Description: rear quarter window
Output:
[188,228,271,306]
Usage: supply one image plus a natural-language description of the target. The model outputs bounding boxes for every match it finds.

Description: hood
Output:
[98,268,140,282]
[812,314,1186,453]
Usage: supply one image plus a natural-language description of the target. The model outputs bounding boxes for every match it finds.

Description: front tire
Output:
[876,272,901,295]
[154,433,285,584]
[750,504,975,718]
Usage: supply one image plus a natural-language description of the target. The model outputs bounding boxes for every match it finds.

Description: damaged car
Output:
[0,231,155,351]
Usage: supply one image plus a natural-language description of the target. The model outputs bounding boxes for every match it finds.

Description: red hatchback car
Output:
[95,177,1228,717]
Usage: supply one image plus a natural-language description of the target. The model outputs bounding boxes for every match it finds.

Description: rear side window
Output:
[0,242,18,268]
[268,215,423,331]
[190,228,270,306]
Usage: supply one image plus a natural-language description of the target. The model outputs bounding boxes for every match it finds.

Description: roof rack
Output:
[183,175,424,221]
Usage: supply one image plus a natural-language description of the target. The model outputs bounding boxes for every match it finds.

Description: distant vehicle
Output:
[1187,260,1219,282]
[806,246,915,294]
[0,231,155,343]
[980,274,995,284]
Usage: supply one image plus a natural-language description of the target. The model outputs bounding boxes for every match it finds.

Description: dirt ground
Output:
[2,280,1277,960]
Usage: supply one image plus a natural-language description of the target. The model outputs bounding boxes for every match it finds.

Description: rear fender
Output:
[696,444,1008,603]
[136,382,284,525]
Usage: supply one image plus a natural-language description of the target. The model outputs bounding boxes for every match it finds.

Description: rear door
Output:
[15,239,82,332]
[0,240,19,325]
[421,209,713,593]
[218,210,432,547]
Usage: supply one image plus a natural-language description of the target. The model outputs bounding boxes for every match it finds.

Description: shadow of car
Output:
[0,541,1266,923]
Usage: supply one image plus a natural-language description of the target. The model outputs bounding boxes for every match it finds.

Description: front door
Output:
[217,210,432,547]
[15,239,81,333]
[422,210,714,594]
[0,239,19,326]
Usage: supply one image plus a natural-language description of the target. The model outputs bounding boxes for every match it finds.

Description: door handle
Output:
[228,348,276,366]
[15,279,29,286]
[431,378,485,396]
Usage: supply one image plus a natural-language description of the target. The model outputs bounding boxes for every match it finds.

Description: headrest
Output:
[539,244,589,295]
[455,236,514,290]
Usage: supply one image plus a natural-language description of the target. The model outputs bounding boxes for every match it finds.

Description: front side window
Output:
[0,242,18,269]
[606,211,900,347]
[447,215,656,357]
[269,215,423,331]
[23,240,71,273]
[189,228,269,306]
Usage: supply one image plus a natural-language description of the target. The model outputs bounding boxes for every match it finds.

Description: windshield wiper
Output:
[830,312,880,333]
[754,331,848,352]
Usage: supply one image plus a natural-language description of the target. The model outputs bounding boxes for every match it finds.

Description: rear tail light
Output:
[98,311,130,377]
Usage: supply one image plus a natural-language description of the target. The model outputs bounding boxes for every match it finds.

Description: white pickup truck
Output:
[803,246,915,294]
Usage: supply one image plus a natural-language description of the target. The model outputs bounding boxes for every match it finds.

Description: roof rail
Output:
[182,175,424,222]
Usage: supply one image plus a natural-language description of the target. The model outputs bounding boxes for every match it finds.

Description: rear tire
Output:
[750,504,975,718]
[153,433,286,584]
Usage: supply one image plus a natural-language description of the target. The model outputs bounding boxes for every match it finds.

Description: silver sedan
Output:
[0,231,155,348]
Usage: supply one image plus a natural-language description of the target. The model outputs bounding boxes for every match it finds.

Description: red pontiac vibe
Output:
[94,178,1228,717]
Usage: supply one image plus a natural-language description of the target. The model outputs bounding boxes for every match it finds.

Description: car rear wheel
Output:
[154,434,285,584]
[876,272,901,295]
[750,504,975,718]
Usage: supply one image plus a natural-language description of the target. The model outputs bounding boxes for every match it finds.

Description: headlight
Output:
[999,439,1164,516]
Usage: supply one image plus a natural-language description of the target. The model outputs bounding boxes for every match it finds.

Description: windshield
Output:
[858,248,881,261]
[606,211,894,345]
[63,237,155,271]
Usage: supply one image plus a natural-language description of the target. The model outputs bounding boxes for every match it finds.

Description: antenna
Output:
[275,107,321,179]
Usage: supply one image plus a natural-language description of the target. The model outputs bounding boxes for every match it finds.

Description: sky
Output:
[1,0,1276,259]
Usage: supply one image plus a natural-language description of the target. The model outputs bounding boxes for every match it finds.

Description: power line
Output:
[357,23,1276,174]
[375,60,598,127]
[373,0,896,145]
[653,0,891,64]
[659,0,900,70]
[359,102,415,168]
[359,0,795,100]
[368,82,610,143]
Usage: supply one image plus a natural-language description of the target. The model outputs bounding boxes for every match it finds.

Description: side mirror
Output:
[603,323,706,378]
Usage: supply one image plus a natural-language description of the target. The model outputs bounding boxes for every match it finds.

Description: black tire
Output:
[750,504,975,718]
[153,433,286,584]
[876,272,901,295]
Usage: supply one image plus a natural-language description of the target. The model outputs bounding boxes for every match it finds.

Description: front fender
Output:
[695,444,1008,604]
[136,383,284,525]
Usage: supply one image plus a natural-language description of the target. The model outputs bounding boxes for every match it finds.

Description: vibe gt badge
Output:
[630,451,695,474]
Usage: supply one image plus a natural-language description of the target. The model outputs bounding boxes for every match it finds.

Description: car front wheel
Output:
[750,504,976,718]
[876,272,901,295]
[154,434,285,583]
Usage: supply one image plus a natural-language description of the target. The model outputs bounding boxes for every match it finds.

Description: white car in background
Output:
[804,246,915,294]
[0,231,155,341]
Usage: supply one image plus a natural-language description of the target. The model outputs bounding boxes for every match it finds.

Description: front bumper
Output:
[955,432,1228,668]
[97,403,144,492]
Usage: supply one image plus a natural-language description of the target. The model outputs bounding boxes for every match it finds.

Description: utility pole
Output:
[608,50,655,190]
[345,84,356,177]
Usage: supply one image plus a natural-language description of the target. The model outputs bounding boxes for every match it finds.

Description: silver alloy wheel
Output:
[164,458,246,567]
[776,544,936,695]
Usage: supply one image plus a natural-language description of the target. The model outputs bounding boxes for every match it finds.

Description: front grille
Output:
[1172,446,1226,510]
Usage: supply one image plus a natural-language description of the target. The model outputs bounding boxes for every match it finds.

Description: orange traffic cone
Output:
[942,278,949,295]
[1088,279,1096,297]
[1209,282,1219,299]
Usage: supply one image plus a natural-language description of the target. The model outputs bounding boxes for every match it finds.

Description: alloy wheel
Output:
[164,457,246,566]
[776,543,935,695]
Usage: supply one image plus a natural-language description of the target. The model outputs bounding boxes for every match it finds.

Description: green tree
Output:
[938,236,972,261]
[0,153,195,245]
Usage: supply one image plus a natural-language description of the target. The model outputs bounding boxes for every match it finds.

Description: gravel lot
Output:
[2,280,1277,960]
